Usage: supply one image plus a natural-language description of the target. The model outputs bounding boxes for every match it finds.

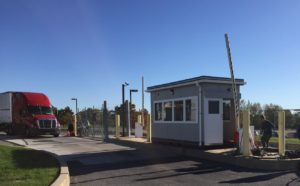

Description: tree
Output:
[263,104,282,129]
[240,100,263,129]
[57,107,74,126]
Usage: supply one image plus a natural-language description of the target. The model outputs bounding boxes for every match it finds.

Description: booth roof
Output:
[147,75,245,92]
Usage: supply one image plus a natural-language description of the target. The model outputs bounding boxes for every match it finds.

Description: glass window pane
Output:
[174,100,183,121]
[209,101,219,114]
[155,103,162,121]
[186,99,196,121]
[223,100,231,121]
[163,101,173,121]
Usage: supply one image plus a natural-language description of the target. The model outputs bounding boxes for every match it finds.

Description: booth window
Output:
[174,100,183,121]
[186,99,196,121]
[163,101,173,121]
[223,99,231,121]
[155,102,162,121]
[209,101,219,114]
[154,96,197,123]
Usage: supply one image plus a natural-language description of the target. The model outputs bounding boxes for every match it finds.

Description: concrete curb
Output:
[110,138,300,171]
[51,159,70,186]
[180,148,300,171]
[2,139,70,186]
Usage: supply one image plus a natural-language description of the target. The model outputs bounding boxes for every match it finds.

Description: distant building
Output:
[147,76,245,146]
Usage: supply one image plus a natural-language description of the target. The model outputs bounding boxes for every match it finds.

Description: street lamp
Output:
[122,82,129,136]
[129,89,138,137]
[71,98,78,136]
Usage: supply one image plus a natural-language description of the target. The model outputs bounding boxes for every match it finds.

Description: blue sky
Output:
[1,0,300,112]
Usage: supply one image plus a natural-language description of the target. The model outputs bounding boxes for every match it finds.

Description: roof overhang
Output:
[147,76,245,92]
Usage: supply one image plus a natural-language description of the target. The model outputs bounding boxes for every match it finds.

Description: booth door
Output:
[204,98,223,145]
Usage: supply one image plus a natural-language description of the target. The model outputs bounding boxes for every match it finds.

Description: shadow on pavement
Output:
[11,148,59,169]
[62,138,300,185]
[219,170,296,184]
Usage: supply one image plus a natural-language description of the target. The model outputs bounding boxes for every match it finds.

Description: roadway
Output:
[1,133,300,186]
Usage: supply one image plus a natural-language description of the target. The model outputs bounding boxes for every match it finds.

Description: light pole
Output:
[129,89,138,137]
[122,82,129,136]
[71,98,78,136]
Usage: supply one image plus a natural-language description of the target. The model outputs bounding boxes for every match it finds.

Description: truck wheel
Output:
[6,125,14,136]
[25,127,31,138]
[53,133,59,137]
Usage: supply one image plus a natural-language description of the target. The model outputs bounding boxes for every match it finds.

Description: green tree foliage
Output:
[240,100,263,129]
[241,100,300,129]
[57,107,74,126]
[78,108,102,126]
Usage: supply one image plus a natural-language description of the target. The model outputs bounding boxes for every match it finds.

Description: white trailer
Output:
[0,92,12,127]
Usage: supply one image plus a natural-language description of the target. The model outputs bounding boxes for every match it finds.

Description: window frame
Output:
[153,96,198,124]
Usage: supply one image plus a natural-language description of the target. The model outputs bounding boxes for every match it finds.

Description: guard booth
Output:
[147,76,245,146]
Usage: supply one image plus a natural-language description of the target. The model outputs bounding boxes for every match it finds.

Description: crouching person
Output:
[259,115,274,148]
[67,123,75,136]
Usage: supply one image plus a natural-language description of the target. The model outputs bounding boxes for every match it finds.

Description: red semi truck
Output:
[0,92,60,137]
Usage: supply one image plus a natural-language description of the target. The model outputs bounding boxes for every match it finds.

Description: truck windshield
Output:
[28,106,53,115]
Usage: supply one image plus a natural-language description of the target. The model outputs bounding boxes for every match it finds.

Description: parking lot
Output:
[1,133,300,185]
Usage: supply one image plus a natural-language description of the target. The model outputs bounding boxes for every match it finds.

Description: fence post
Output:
[103,101,109,141]
[146,114,152,143]
[278,111,285,156]
[242,110,251,156]
[115,114,120,139]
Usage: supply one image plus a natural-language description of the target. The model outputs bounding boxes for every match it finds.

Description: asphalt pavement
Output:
[1,133,300,186]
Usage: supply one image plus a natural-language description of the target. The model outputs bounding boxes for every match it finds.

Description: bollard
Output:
[278,111,285,156]
[73,115,77,136]
[146,114,152,143]
[242,110,251,156]
[138,115,142,124]
[115,114,120,139]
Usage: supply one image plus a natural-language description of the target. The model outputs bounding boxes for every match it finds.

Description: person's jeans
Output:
[261,134,271,148]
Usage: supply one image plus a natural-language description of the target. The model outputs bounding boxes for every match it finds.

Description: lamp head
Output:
[130,89,138,93]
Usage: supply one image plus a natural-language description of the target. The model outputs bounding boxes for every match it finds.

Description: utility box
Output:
[135,122,143,138]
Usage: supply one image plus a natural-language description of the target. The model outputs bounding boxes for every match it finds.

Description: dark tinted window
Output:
[164,102,172,121]
[174,100,183,121]
[209,101,219,114]
[28,106,53,115]
[223,99,231,120]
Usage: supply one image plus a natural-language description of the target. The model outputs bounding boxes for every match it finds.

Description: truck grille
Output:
[39,119,56,129]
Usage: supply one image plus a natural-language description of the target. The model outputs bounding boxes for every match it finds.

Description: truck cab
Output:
[0,92,60,137]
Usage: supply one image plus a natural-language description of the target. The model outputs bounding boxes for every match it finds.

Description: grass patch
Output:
[269,137,300,144]
[0,144,59,186]
[256,136,300,144]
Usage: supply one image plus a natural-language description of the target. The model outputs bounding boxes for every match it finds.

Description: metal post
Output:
[129,89,138,137]
[225,33,240,130]
[242,110,251,156]
[146,114,152,143]
[129,91,132,137]
[122,84,125,136]
[142,76,145,126]
[122,82,129,136]
[71,98,78,136]
[278,111,285,156]
[103,100,109,141]
[115,114,120,139]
